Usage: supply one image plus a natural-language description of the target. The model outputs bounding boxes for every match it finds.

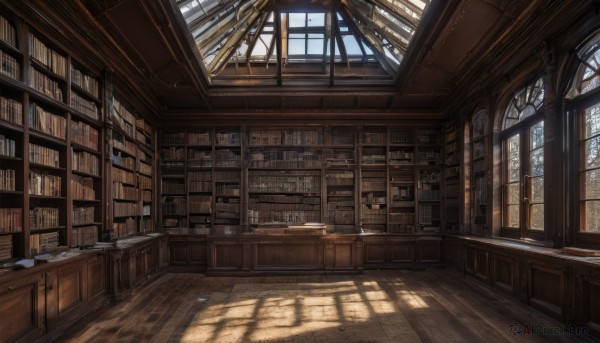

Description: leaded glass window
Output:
[502,77,545,238]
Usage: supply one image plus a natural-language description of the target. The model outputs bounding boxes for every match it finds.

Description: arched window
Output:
[567,35,600,236]
[502,77,545,239]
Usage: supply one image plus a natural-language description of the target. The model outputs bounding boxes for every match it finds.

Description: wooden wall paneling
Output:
[528,262,565,319]
[210,239,242,271]
[170,241,189,264]
[56,264,85,318]
[363,237,387,265]
[0,273,45,343]
[417,237,442,263]
[87,253,106,301]
[574,267,600,336]
[253,241,321,270]
[389,239,415,264]
[491,252,514,294]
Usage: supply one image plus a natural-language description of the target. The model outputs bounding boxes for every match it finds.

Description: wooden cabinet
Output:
[0,252,105,343]
[206,234,364,275]
[168,234,208,272]
[362,234,442,268]
[107,234,168,301]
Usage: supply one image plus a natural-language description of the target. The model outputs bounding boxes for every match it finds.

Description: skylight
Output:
[173,0,431,86]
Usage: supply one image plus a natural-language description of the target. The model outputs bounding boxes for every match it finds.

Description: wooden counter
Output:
[0,251,106,343]
[205,233,443,275]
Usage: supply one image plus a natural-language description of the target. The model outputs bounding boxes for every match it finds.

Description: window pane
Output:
[584,169,600,199]
[507,183,520,205]
[307,37,323,54]
[585,136,600,169]
[507,204,519,227]
[530,204,544,230]
[530,121,544,149]
[585,200,600,232]
[585,104,600,139]
[289,13,306,28]
[530,147,544,177]
[307,13,324,27]
[508,134,520,182]
[531,176,544,203]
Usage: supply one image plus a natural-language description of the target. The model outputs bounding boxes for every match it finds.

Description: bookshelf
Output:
[107,96,155,239]
[0,8,108,262]
[158,124,442,235]
[444,121,460,232]
[471,110,487,235]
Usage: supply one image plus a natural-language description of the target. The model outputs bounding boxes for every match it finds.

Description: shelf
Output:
[0,118,23,133]
[30,226,66,232]
[29,162,66,172]
[29,130,67,146]
[72,169,101,179]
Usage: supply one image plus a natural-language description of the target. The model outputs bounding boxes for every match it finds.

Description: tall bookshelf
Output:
[471,110,487,235]
[0,9,104,262]
[158,124,443,235]
[444,121,460,231]
[107,95,155,240]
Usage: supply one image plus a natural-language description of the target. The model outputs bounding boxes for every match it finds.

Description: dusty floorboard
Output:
[54,269,599,343]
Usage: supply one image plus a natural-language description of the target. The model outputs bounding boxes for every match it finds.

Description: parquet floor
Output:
[54,269,599,343]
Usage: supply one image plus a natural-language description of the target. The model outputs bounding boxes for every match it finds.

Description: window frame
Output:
[500,77,546,241]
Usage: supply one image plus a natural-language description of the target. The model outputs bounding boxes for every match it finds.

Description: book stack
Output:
[30,231,59,254]
[0,235,12,260]
[0,134,16,157]
[0,169,15,191]
[0,96,22,125]
[72,225,97,247]
[0,208,21,233]
[29,207,59,230]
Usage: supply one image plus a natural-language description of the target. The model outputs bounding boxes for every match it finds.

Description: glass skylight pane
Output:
[361,42,373,55]
[289,13,306,28]
[307,13,325,27]
[289,38,305,55]
[307,38,323,54]
[251,34,273,57]
[343,35,362,55]
[325,40,341,56]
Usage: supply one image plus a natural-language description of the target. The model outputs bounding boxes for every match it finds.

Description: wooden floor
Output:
[54,269,599,343]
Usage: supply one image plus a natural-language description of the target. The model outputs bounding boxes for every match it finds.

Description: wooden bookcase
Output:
[0,6,157,263]
[159,124,442,234]
[444,120,460,231]
[0,9,104,261]
[106,95,155,240]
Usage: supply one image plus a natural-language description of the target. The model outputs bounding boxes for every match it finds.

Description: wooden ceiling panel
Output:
[105,0,172,75]
[430,0,501,75]
[245,96,281,109]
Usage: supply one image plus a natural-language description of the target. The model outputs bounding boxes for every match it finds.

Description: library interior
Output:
[1,0,600,342]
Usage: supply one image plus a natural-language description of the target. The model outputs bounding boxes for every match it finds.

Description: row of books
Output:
[73,206,94,225]
[252,194,320,204]
[189,196,211,213]
[161,201,186,216]
[248,129,321,146]
[161,147,184,160]
[71,120,99,150]
[29,171,62,197]
[139,161,152,175]
[216,132,240,145]
[113,134,136,155]
[112,166,135,185]
[188,131,210,145]
[214,170,238,182]
[72,150,99,176]
[71,174,95,200]
[0,235,12,260]
[0,50,19,80]
[113,201,138,217]
[362,131,386,145]
[0,169,16,191]
[71,66,100,98]
[248,176,320,193]
[30,231,59,255]
[30,68,63,102]
[142,190,152,202]
[0,134,16,157]
[188,149,211,160]
[71,92,98,120]
[112,151,136,170]
[111,97,135,137]
[216,184,239,196]
[188,171,212,181]
[249,202,320,212]
[388,212,416,224]
[139,175,152,190]
[389,129,414,144]
[247,210,321,224]
[0,208,22,233]
[0,15,16,47]
[113,182,137,201]
[189,180,211,193]
[30,207,59,230]
[163,132,186,145]
[30,143,60,167]
[29,103,66,139]
[30,34,67,78]
[162,182,185,194]
[112,217,136,238]
[0,96,23,125]
[328,209,354,225]
[72,225,97,247]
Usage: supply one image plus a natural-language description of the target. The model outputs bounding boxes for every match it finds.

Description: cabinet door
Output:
[0,273,46,342]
